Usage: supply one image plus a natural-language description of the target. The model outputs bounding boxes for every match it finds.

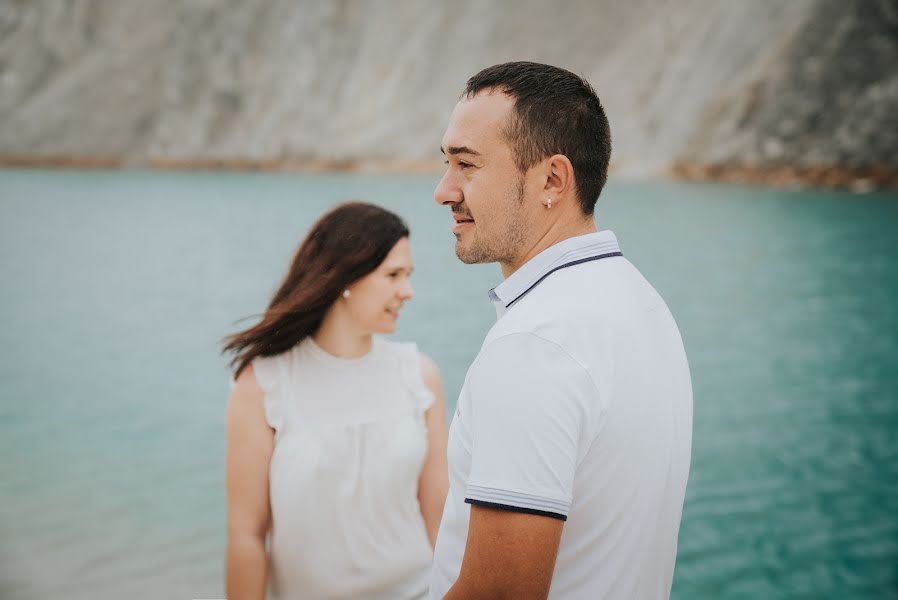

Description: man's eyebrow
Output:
[440,145,481,156]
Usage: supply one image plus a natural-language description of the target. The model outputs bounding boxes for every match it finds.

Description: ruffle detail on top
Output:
[252,353,286,434]
[396,342,435,415]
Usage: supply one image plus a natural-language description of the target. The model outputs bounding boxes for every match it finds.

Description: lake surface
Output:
[1,169,896,599]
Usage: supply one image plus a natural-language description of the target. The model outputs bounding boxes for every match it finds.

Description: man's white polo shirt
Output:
[430,230,693,599]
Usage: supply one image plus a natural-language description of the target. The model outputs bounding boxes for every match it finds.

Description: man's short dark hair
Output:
[463,61,611,215]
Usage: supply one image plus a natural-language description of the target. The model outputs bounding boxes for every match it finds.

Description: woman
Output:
[223,202,449,599]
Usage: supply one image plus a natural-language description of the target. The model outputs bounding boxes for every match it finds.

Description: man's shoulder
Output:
[509,255,665,326]
[475,325,601,386]
[488,277,615,345]
[482,312,568,354]
[480,258,654,377]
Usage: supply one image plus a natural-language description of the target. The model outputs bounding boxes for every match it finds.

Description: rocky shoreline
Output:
[667,163,898,193]
[2,155,895,192]
[0,155,445,174]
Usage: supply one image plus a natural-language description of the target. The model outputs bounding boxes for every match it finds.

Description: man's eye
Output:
[443,159,473,171]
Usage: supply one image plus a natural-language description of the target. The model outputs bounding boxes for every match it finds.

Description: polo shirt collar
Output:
[489,230,622,317]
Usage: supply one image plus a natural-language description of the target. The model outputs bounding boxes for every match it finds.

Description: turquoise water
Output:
[1,169,896,599]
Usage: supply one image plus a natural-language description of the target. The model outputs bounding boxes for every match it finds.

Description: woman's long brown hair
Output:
[223,201,410,377]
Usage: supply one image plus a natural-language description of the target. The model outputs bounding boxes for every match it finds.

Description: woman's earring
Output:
[546,197,553,209]
[342,289,351,299]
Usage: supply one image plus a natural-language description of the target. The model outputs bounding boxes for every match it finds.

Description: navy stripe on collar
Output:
[505,251,623,308]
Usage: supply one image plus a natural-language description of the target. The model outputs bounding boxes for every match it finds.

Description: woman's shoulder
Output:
[231,356,291,432]
[228,364,265,418]
[249,353,286,392]
[232,363,262,394]
[378,338,429,365]
[416,352,441,387]
[379,338,441,395]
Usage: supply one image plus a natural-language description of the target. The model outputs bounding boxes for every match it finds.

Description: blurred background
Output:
[1,1,896,598]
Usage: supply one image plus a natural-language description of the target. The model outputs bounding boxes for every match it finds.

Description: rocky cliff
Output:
[1,0,895,187]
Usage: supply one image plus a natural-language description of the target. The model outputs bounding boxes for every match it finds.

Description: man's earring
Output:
[342,289,351,299]
[546,197,553,209]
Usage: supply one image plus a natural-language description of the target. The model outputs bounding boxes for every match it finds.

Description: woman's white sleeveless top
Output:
[253,335,434,599]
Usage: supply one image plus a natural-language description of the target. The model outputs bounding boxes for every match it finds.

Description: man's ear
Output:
[543,154,575,207]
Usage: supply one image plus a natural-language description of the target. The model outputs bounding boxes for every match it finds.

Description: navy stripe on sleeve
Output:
[465,498,568,521]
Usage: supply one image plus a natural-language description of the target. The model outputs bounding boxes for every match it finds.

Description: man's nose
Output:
[434,169,461,206]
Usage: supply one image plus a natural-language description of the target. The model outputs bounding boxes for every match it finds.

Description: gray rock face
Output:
[1,0,895,177]
[683,0,898,169]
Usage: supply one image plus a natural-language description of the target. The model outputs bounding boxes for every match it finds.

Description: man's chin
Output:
[455,241,490,265]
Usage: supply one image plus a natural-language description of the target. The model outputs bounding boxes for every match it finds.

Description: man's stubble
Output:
[455,175,529,266]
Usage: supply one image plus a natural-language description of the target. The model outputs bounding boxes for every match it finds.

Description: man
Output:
[430,62,693,599]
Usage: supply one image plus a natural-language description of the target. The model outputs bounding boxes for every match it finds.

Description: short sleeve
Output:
[464,333,596,521]
[397,342,436,414]
[252,354,285,433]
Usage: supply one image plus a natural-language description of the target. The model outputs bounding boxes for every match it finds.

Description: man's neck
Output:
[500,218,597,278]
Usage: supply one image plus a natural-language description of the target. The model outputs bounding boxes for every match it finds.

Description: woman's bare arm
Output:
[225,365,275,600]
[417,353,450,548]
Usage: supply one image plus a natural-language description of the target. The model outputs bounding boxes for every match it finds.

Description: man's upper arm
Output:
[448,332,596,597]
[445,505,563,600]
[466,332,593,519]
